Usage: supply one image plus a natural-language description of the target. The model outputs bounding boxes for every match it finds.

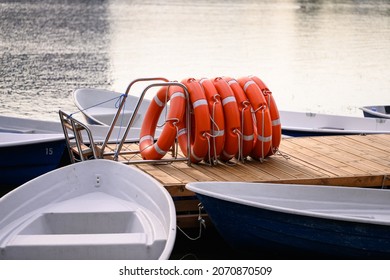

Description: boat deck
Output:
[101,134,390,228]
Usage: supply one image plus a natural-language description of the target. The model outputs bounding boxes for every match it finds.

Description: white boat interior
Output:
[0,160,176,260]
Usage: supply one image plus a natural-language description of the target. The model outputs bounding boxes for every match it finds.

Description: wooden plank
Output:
[280,140,352,176]
[164,184,192,197]
[174,162,220,182]
[174,199,200,213]
[323,136,390,172]
[157,164,200,184]
[277,150,336,177]
[264,157,317,179]
[135,164,182,185]
[177,214,210,229]
[216,160,278,181]
[313,136,390,173]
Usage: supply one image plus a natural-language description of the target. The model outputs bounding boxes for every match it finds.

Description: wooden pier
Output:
[129,134,390,228]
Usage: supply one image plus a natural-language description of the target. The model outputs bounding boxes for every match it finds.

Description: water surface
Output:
[1,0,389,120]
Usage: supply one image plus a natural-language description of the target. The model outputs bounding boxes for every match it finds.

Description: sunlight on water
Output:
[1,0,389,121]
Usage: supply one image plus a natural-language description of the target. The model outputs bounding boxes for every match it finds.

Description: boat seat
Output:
[8,233,148,246]
[4,233,167,260]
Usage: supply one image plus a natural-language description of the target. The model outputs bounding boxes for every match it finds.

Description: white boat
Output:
[0,115,68,187]
[186,182,390,259]
[280,111,390,137]
[73,88,157,126]
[0,159,176,260]
[360,105,390,119]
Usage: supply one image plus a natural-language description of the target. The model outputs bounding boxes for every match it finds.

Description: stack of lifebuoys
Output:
[139,76,281,164]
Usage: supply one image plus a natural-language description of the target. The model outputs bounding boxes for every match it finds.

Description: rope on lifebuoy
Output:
[239,77,272,161]
[198,78,225,164]
[224,77,255,161]
[177,78,211,163]
[213,77,241,162]
[249,75,281,156]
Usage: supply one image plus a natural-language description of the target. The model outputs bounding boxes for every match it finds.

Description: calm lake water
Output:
[1,0,390,260]
[1,0,390,121]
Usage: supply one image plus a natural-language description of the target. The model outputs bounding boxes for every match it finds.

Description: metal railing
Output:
[59,78,192,166]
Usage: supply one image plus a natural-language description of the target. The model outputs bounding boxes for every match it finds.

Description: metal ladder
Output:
[59,110,98,163]
[59,78,192,165]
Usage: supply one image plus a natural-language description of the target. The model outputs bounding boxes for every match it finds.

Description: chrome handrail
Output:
[100,77,169,155]
[112,81,192,166]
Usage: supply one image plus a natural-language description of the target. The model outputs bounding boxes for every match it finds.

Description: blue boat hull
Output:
[0,139,69,187]
[282,129,335,137]
[197,194,390,259]
[282,129,360,137]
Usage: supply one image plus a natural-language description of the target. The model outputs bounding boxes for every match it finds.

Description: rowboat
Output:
[0,115,68,187]
[186,182,390,259]
[360,105,390,119]
[280,111,390,137]
[0,159,176,260]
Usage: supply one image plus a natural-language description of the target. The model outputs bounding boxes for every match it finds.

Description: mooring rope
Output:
[69,93,126,118]
[176,203,206,241]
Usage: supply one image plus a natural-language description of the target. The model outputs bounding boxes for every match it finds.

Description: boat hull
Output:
[280,111,390,137]
[197,194,390,259]
[186,182,390,259]
[0,138,68,187]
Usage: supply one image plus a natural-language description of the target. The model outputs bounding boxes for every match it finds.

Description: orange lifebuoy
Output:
[238,77,272,160]
[178,78,211,163]
[139,85,186,160]
[249,75,281,155]
[224,77,254,159]
[198,78,225,163]
[212,77,241,162]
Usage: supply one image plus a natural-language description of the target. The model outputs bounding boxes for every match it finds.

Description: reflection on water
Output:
[0,0,390,120]
[0,0,112,120]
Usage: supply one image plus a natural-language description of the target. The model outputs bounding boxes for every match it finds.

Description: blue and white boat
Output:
[186,182,390,259]
[280,111,390,137]
[0,115,69,187]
